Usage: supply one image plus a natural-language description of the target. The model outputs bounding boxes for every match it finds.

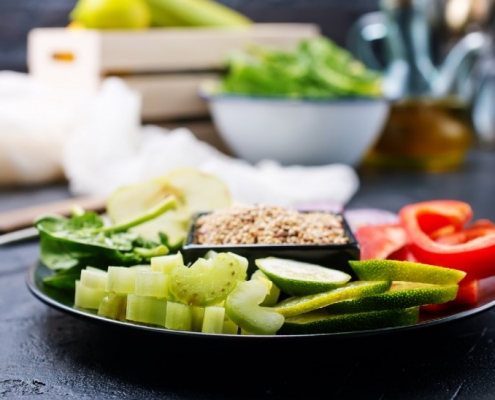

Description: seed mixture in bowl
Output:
[193,204,349,245]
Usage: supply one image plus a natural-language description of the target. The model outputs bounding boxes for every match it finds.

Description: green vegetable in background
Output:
[144,0,252,27]
[36,196,177,290]
[219,36,383,99]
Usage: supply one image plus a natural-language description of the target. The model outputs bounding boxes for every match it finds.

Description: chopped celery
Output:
[74,280,107,310]
[135,271,170,298]
[98,292,127,321]
[202,306,225,334]
[151,252,184,274]
[165,301,193,331]
[169,253,246,306]
[80,268,108,291]
[106,266,137,294]
[204,250,218,259]
[126,294,167,326]
[251,269,281,306]
[222,318,239,335]
[191,306,205,332]
[225,280,285,335]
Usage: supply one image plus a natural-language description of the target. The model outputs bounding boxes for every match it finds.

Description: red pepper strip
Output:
[399,200,495,280]
[421,279,479,313]
[388,244,417,262]
[429,224,457,240]
[454,280,479,304]
[354,223,408,260]
[435,220,495,245]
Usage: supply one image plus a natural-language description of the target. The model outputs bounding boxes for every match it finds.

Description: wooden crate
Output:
[27,24,320,122]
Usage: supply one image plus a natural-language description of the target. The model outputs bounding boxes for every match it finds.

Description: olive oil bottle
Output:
[362,96,474,172]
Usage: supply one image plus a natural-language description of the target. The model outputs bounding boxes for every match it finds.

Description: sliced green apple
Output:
[106,168,233,246]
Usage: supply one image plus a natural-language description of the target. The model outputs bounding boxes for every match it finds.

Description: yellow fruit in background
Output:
[70,0,151,30]
[67,21,86,29]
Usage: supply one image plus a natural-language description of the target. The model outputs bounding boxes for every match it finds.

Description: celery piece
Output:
[151,252,184,274]
[126,294,167,326]
[135,271,170,298]
[74,280,106,310]
[251,269,281,306]
[130,265,152,272]
[169,253,246,306]
[98,292,127,321]
[106,266,137,294]
[222,318,239,335]
[202,306,225,334]
[191,306,205,332]
[80,268,108,291]
[204,250,218,260]
[165,301,193,331]
[225,280,285,335]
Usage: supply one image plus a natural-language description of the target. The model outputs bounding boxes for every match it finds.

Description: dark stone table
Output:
[2,149,495,399]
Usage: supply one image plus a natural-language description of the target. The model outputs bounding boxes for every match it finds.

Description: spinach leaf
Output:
[36,195,177,289]
[219,36,383,99]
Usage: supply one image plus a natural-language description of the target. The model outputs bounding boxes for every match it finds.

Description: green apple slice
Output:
[106,168,233,246]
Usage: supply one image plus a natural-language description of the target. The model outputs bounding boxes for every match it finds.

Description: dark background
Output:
[0,0,380,72]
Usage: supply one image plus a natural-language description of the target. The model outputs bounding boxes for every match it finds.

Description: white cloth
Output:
[1,73,360,207]
[0,71,89,185]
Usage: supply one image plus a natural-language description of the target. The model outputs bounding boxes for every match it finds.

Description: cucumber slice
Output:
[106,266,137,294]
[349,259,466,284]
[326,281,459,314]
[151,252,184,274]
[165,301,193,331]
[126,294,167,326]
[169,253,245,306]
[202,306,226,333]
[98,292,127,321]
[272,281,391,318]
[74,280,107,310]
[225,280,285,335]
[255,257,351,296]
[250,269,280,306]
[279,307,420,335]
[134,270,170,298]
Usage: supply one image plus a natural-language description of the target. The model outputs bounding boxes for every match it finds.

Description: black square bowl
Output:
[181,211,361,279]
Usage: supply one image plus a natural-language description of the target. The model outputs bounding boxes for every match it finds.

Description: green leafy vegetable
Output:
[218,36,383,99]
[36,195,177,289]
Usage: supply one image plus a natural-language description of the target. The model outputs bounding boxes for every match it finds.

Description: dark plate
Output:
[26,260,495,350]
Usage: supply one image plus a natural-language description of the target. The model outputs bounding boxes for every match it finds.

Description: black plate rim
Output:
[26,260,495,342]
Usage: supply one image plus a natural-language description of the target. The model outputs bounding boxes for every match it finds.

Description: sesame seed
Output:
[193,204,349,245]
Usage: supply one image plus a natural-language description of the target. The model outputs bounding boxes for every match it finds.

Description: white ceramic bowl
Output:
[201,92,390,166]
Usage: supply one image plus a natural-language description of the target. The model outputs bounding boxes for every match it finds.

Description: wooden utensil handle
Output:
[0,195,107,233]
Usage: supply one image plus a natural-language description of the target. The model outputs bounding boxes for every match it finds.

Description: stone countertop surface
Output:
[2,149,495,399]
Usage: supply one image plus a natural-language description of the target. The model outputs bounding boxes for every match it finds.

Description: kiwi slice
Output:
[349,259,466,285]
[326,281,458,314]
[279,307,420,335]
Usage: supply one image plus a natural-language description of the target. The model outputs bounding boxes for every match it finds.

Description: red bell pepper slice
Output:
[354,223,409,260]
[421,279,479,313]
[399,200,495,280]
